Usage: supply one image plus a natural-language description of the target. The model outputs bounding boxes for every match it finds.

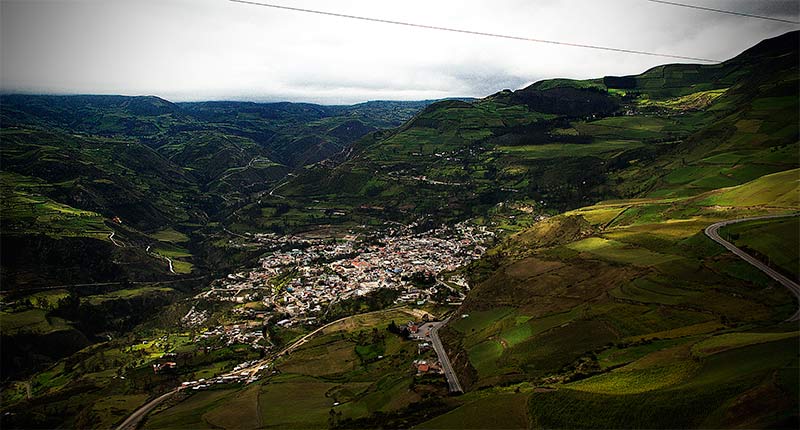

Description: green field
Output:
[722,216,799,280]
[83,286,174,305]
[566,237,682,266]
[0,309,70,335]
[691,331,799,358]
[144,307,441,429]
[529,338,798,428]
[144,389,238,429]
[1,172,110,239]
[2,31,800,430]
[697,169,799,208]
[149,228,189,243]
[495,139,643,160]
[416,392,530,429]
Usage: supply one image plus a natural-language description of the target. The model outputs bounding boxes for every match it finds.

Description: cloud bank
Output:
[1,0,797,104]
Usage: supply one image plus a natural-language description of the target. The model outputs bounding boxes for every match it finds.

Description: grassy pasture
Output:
[590,302,713,338]
[625,321,725,342]
[566,205,628,226]
[88,394,149,430]
[610,278,699,306]
[691,331,799,358]
[0,174,110,240]
[416,392,530,429]
[696,168,799,208]
[569,361,699,394]
[596,338,695,370]
[144,389,237,429]
[566,237,681,266]
[495,140,643,160]
[529,337,798,428]
[637,88,727,110]
[149,228,189,243]
[722,216,799,280]
[0,309,70,335]
[468,340,505,378]
[84,287,174,305]
[202,384,261,429]
[573,117,669,139]
[449,308,514,338]
[503,320,618,378]
[279,338,359,376]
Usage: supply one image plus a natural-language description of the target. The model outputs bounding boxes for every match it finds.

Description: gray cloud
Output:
[1,0,797,104]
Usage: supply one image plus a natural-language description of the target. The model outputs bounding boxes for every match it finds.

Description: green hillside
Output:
[249,32,798,236]
[433,168,799,427]
[1,31,798,430]
[0,96,440,394]
[0,96,443,286]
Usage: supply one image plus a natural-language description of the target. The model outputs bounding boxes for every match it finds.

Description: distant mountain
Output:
[0,96,449,290]
[128,31,798,429]
[430,32,799,428]
[271,31,797,229]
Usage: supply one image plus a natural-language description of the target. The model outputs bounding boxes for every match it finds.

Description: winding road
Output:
[268,179,291,199]
[115,306,426,430]
[115,213,796,429]
[108,231,125,247]
[704,213,800,321]
[160,255,175,274]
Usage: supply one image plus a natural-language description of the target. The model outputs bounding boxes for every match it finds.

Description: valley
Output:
[0,30,798,430]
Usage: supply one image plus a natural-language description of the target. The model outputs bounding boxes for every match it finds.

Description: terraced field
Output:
[142,307,449,429]
[441,168,799,427]
[721,216,800,281]
[2,30,798,430]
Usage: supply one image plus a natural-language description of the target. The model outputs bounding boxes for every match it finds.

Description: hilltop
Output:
[250,31,798,234]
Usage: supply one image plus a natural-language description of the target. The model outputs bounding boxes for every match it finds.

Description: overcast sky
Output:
[1,0,797,104]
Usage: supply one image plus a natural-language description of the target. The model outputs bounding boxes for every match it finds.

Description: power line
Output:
[229,0,721,63]
[647,0,800,24]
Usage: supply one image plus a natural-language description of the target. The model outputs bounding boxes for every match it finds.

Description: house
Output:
[413,358,433,373]
[153,362,178,373]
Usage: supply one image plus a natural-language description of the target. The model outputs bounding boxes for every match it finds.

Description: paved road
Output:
[115,306,426,429]
[704,213,800,321]
[114,319,328,430]
[428,319,464,393]
[116,390,177,430]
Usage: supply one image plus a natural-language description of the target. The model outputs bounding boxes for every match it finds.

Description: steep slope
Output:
[260,31,797,236]
[0,96,441,187]
[435,170,799,427]
[0,128,201,230]
[0,31,797,430]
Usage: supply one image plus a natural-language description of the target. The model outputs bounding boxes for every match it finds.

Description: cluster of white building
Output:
[196,321,267,350]
[195,221,493,328]
[179,360,269,390]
